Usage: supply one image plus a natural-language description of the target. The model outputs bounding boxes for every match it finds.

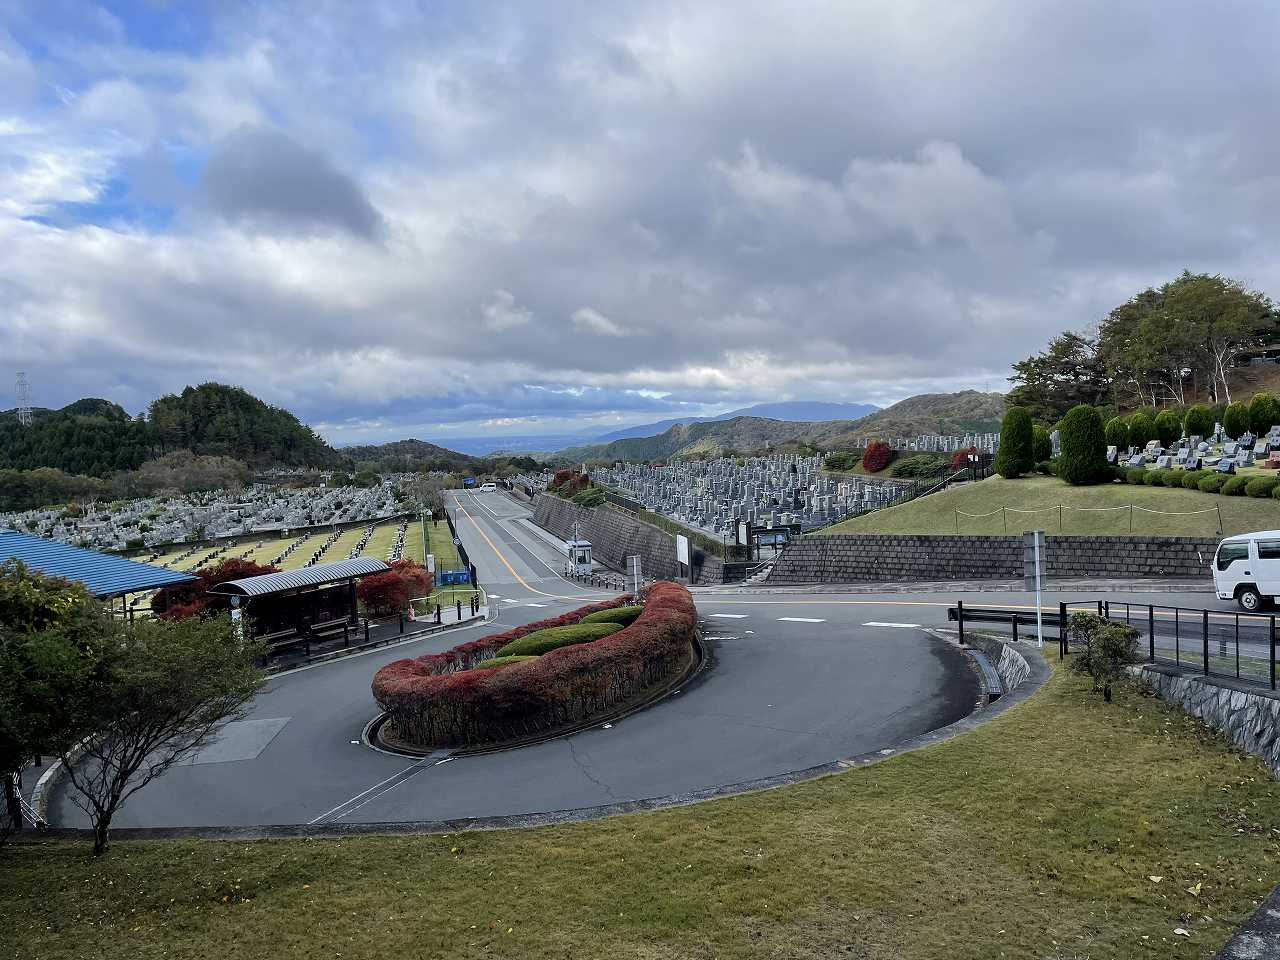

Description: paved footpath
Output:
[44,490,1225,831]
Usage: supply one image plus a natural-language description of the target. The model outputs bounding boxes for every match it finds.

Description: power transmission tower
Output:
[15,372,32,426]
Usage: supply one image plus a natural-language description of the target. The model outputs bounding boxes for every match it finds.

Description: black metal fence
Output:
[949,598,1279,691]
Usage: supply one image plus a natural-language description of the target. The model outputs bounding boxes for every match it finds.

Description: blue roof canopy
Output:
[0,528,198,599]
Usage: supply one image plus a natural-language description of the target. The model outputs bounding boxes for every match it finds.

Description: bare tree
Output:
[58,616,263,855]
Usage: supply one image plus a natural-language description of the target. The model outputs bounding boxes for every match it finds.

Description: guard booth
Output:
[567,539,593,576]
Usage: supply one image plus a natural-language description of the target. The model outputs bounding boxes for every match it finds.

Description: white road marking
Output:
[501,598,520,604]
[710,613,748,619]
[863,621,921,628]
[524,602,548,607]
[777,617,825,623]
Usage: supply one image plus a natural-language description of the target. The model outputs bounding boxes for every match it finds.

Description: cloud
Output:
[201,124,384,238]
[571,307,628,337]
[3,1,1280,443]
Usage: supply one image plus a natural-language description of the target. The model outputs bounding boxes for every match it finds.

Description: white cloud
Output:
[480,289,532,330]
[571,307,629,337]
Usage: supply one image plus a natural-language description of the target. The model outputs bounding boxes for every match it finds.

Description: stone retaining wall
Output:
[965,636,1033,691]
[532,494,725,585]
[767,534,1217,584]
[1133,664,1280,776]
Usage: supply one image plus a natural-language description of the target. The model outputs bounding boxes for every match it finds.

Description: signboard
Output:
[463,476,476,487]
[675,534,690,567]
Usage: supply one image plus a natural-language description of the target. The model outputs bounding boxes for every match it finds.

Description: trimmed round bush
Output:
[1223,401,1250,439]
[1104,417,1130,451]
[1154,409,1182,447]
[471,655,539,670]
[1183,404,1215,440]
[580,604,644,626]
[496,622,623,658]
[1032,425,1052,464]
[1246,476,1280,498]
[1251,393,1280,435]
[1058,405,1109,485]
[1035,460,1055,476]
[1127,412,1157,450]
[373,582,699,747]
[1199,474,1228,493]
[1147,470,1172,487]
[1181,470,1207,490]
[1221,476,1249,496]
[861,440,894,473]
[994,406,1035,478]
[1272,484,1280,500]
[1125,467,1146,485]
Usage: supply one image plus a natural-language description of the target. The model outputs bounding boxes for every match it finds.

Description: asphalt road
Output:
[46,490,1224,830]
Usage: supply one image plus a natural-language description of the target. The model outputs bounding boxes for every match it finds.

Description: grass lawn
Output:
[5,663,1280,959]
[828,474,1280,537]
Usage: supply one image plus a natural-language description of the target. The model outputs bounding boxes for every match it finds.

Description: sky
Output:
[3,1,1280,446]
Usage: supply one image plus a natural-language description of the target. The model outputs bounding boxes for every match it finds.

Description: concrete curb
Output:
[692,577,1214,596]
[27,632,1051,844]
[1214,883,1280,958]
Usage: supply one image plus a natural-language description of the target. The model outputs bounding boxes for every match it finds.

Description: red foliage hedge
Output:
[153,557,280,619]
[861,440,893,473]
[371,581,698,747]
[358,560,433,617]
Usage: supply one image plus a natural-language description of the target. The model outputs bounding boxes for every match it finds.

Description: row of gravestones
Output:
[1112,425,1280,475]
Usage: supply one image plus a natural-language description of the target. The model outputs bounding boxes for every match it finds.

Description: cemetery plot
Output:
[594,454,916,539]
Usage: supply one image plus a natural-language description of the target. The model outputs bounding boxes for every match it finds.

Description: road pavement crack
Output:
[566,738,618,801]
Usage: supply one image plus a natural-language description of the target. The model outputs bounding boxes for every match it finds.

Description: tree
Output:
[153,557,280,620]
[1223,401,1250,439]
[0,561,111,838]
[406,474,449,515]
[1250,392,1280,436]
[1163,272,1276,404]
[53,615,264,855]
[1031,426,1052,464]
[861,441,893,473]
[1104,417,1130,451]
[357,560,434,617]
[994,407,1034,478]
[1007,331,1110,422]
[1126,412,1156,449]
[1057,405,1109,485]
[1069,612,1141,703]
[1154,409,1182,447]
[1183,404,1215,440]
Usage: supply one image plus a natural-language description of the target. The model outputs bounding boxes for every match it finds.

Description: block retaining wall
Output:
[766,534,1218,584]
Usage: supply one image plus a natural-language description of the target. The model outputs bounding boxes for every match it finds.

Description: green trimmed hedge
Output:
[496,622,623,658]
[472,655,539,670]
[580,604,644,626]
[1181,470,1208,490]
[1199,474,1228,493]
[1125,468,1146,485]
[1246,477,1280,498]
[1221,476,1249,496]
[1058,405,1109,485]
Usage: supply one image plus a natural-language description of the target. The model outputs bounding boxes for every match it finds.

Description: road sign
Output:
[453,537,461,546]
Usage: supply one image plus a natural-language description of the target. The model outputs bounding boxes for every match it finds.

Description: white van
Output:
[478,482,497,493]
[1212,530,1280,611]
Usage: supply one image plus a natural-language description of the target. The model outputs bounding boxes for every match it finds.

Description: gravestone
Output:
[1197,441,1210,453]
[1127,454,1145,468]
[1185,454,1201,470]
[1173,449,1188,464]
[1155,455,1173,469]
[1224,442,1238,457]
[1050,430,1061,457]
[1237,449,1255,466]
[1106,445,1118,464]
[1218,458,1236,474]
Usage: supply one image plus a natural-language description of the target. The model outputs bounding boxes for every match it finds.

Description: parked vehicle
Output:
[1212,530,1280,611]
[478,482,497,492]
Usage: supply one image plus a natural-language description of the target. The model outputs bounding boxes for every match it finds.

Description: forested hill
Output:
[0,383,337,477]
[340,438,482,473]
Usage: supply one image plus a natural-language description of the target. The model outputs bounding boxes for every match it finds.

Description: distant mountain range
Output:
[589,400,880,444]
[554,391,1005,463]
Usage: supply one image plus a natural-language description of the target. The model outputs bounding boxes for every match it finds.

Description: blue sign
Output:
[463,477,477,487]
[439,569,472,586]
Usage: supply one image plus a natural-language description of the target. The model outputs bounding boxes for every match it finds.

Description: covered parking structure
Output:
[0,527,197,611]
[207,557,390,654]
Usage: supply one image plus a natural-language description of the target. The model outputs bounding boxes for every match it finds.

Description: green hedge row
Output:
[471,655,538,670]
[580,604,644,626]
[496,622,623,658]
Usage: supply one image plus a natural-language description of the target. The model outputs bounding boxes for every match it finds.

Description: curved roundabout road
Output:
[45,490,1218,833]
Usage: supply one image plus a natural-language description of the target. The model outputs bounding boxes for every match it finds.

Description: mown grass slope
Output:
[828,474,1280,537]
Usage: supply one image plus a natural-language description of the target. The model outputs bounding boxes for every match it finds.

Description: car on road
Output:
[1213,530,1280,611]
[478,482,497,492]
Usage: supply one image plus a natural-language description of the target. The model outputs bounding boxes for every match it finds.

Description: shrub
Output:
[1154,409,1182,447]
[1125,467,1146,485]
[1273,484,1280,500]
[824,451,860,472]
[1246,476,1280,498]
[1032,426,1052,464]
[861,441,893,473]
[890,454,951,479]
[1223,401,1251,439]
[496,622,623,658]
[373,582,698,747]
[1058,405,1109,485]
[1126,413,1157,450]
[572,486,605,507]
[1147,470,1171,487]
[1199,474,1228,493]
[1181,470,1207,490]
[1183,404,1215,440]
[951,446,979,471]
[580,604,644,626]
[1250,392,1280,435]
[994,407,1034,478]
[471,655,538,670]
[1104,417,1130,451]
[152,556,280,619]
[1221,476,1249,496]
[1035,461,1055,476]
[357,560,433,617]
[1069,613,1141,703]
